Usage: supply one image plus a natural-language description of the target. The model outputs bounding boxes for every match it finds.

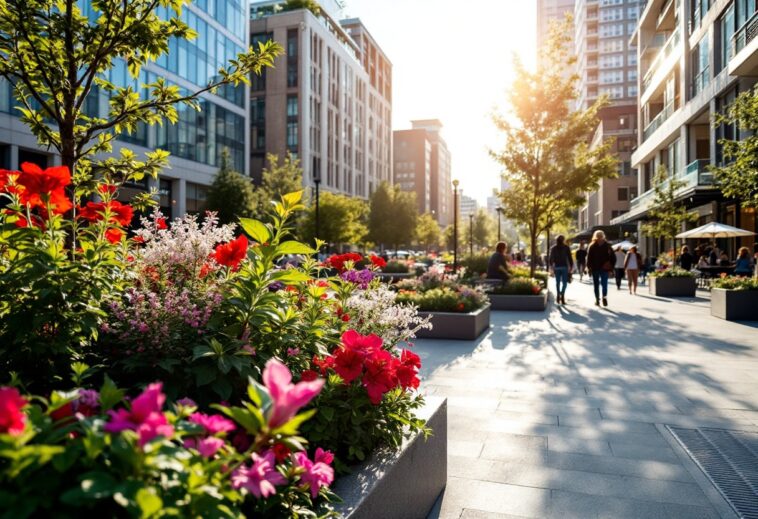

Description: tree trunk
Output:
[530,228,538,278]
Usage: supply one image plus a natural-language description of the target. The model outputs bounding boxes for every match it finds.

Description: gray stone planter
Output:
[415,304,491,340]
[488,292,548,311]
[332,397,447,519]
[377,272,414,283]
[710,288,758,321]
[649,276,697,297]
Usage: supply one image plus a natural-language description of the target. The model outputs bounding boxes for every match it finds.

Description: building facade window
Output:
[186,182,208,214]
[287,29,298,88]
[691,35,710,97]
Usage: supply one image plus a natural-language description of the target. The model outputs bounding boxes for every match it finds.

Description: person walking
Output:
[575,242,588,282]
[587,230,614,307]
[613,245,626,290]
[624,246,642,295]
[549,235,574,304]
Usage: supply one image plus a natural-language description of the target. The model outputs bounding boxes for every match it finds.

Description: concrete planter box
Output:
[710,288,758,321]
[332,397,447,519]
[415,304,491,340]
[649,276,697,297]
[377,272,414,283]
[488,292,548,311]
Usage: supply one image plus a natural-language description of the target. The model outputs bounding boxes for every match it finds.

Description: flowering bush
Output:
[649,266,695,278]
[489,278,544,295]
[396,286,488,313]
[0,360,337,518]
[381,260,410,274]
[510,265,549,287]
[710,276,758,290]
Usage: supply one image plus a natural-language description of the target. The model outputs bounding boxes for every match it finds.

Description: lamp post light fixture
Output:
[314,175,321,245]
[469,213,474,256]
[452,179,459,272]
[496,206,503,242]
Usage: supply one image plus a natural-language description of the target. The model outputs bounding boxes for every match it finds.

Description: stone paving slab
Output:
[421,280,757,519]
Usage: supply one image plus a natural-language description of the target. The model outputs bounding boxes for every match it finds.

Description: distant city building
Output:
[574,0,643,236]
[459,194,478,218]
[0,0,250,218]
[537,0,576,57]
[392,120,452,225]
[612,0,758,258]
[250,1,392,198]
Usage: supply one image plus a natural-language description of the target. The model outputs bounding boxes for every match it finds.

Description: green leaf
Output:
[272,409,316,436]
[136,488,162,517]
[282,190,303,206]
[271,269,311,284]
[238,218,270,243]
[275,241,315,256]
[99,376,124,411]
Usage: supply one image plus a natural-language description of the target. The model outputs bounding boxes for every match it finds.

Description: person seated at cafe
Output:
[709,246,720,266]
[735,247,754,276]
[719,252,731,267]
[697,255,709,269]
[678,246,694,271]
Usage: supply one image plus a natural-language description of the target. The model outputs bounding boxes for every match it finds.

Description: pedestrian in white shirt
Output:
[624,246,642,295]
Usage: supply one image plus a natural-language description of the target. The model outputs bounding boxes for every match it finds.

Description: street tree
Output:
[301,192,368,250]
[0,0,281,211]
[369,181,418,251]
[641,165,697,262]
[416,213,442,251]
[467,209,496,250]
[491,17,617,276]
[205,149,257,224]
[711,86,758,207]
[253,153,303,219]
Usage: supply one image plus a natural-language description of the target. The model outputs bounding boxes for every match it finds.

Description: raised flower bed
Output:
[487,278,548,311]
[710,277,758,321]
[649,268,697,297]
[377,259,415,283]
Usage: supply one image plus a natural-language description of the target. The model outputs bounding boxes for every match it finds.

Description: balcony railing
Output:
[657,0,674,28]
[630,160,715,212]
[642,29,680,92]
[731,10,758,58]
[642,101,675,141]
[691,66,710,97]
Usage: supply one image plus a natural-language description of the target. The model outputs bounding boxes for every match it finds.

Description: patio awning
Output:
[676,222,756,239]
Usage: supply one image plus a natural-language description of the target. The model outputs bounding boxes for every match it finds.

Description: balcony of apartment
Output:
[642,95,677,142]
[656,0,677,31]
[640,28,681,97]
[628,159,715,214]
[729,10,758,76]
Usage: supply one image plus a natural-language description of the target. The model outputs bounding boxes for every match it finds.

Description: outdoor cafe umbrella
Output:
[676,222,756,240]
[613,240,637,251]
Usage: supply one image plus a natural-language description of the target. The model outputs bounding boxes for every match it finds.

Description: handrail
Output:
[731,9,758,58]
[642,29,680,92]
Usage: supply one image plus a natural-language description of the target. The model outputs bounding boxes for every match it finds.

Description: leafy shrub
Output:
[711,276,758,290]
[396,286,488,313]
[381,260,410,274]
[461,254,490,277]
[510,265,549,287]
[489,278,543,295]
[650,267,695,278]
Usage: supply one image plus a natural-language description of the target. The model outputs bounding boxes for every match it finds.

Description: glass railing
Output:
[691,67,710,97]
[657,0,674,27]
[642,29,681,92]
[732,10,758,57]
[630,160,715,211]
[642,101,675,141]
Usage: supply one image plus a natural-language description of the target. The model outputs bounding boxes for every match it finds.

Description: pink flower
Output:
[0,387,27,436]
[185,436,226,458]
[294,448,335,497]
[286,347,301,357]
[189,412,236,435]
[231,450,287,498]
[263,358,324,429]
[104,382,174,446]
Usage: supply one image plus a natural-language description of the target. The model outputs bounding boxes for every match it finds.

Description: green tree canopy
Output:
[252,153,303,219]
[205,149,257,224]
[369,181,418,251]
[466,209,496,250]
[301,192,368,250]
[711,86,758,207]
[415,213,442,251]
[641,165,697,259]
[0,0,281,208]
[491,17,617,275]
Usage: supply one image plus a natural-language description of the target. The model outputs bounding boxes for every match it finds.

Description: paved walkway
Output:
[417,278,758,519]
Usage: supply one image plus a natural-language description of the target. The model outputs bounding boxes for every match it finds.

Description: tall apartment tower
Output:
[611,0,758,258]
[575,0,643,235]
[537,0,576,53]
[0,1,250,218]
[392,120,452,226]
[249,1,392,199]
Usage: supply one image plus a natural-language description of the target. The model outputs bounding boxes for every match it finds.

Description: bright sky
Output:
[343,0,537,205]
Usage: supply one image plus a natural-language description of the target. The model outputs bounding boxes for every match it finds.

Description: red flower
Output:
[78,202,107,222]
[341,313,351,322]
[395,350,421,390]
[0,169,18,193]
[133,236,145,244]
[362,350,396,405]
[325,252,364,272]
[300,369,319,382]
[369,255,387,269]
[156,217,168,230]
[272,443,292,462]
[312,355,335,376]
[109,201,133,226]
[0,387,27,436]
[341,329,383,356]
[16,163,72,215]
[531,285,541,295]
[78,200,133,227]
[50,402,75,423]
[105,228,124,244]
[97,184,117,195]
[333,348,364,383]
[213,235,248,270]
[199,263,214,279]
[457,302,465,312]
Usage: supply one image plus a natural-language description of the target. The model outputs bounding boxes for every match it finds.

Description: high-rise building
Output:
[459,194,478,219]
[249,1,392,199]
[392,120,452,225]
[574,0,643,235]
[0,1,250,219]
[611,0,758,258]
[537,0,576,55]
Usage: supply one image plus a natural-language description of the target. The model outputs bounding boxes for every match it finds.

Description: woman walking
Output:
[613,245,626,290]
[624,246,642,295]
[549,235,574,304]
[587,230,615,307]
[575,242,588,282]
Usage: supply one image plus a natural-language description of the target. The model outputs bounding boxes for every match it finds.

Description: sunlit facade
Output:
[613,0,758,257]
[0,0,250,218]
[249,2,392,199]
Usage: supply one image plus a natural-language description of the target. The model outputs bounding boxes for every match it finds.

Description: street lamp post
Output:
[452,179,459,272]
[469,213,474,256]
[314,176,321,244]
[496,206,503,242]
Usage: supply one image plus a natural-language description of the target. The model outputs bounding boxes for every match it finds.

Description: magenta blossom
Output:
[188,412,236,435]
[231,450,287,498]
[263,358,324,429]
[104,382,174,446]
[185,436,226,458]
[294,447,335,497]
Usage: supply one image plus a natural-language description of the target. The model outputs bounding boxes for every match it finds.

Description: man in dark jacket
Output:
[487,242,510,280]
[587,230,615,307]
[549,235,573,304]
